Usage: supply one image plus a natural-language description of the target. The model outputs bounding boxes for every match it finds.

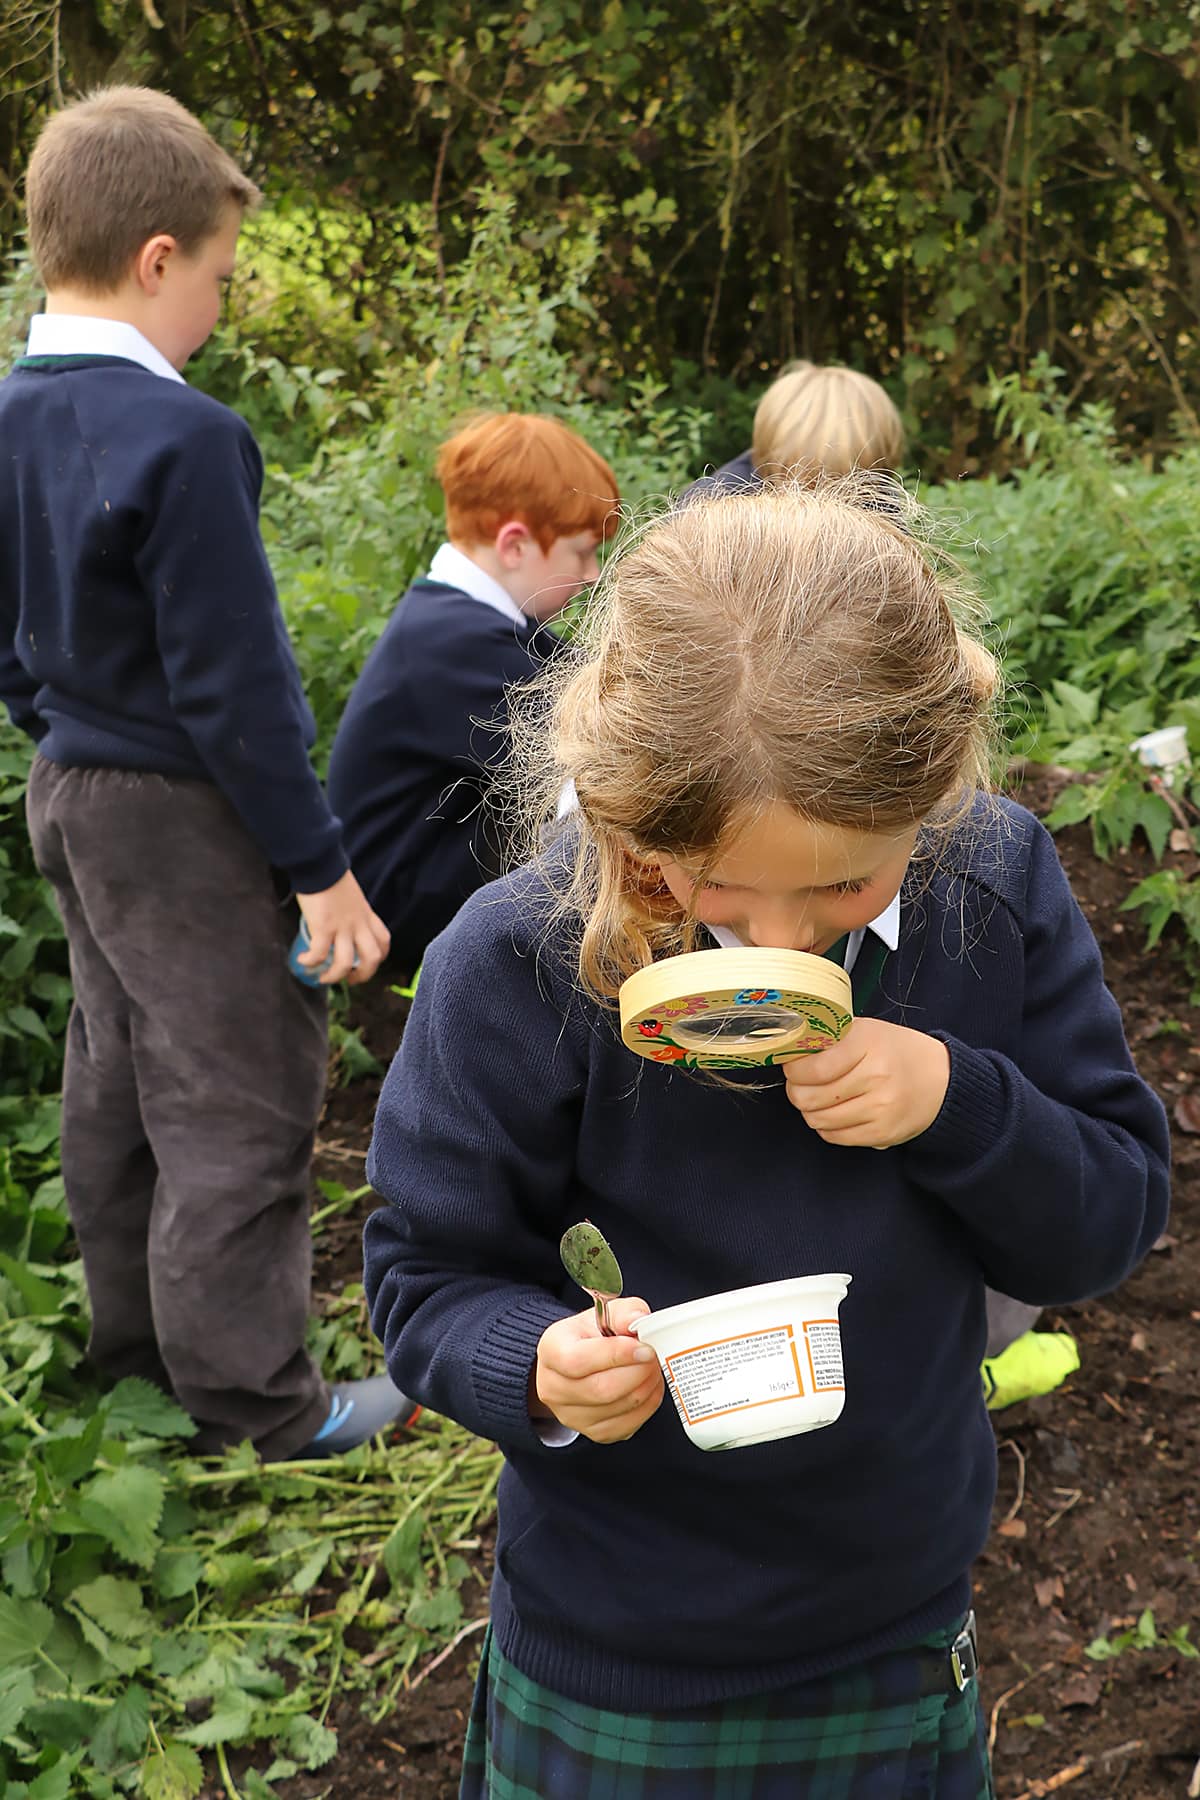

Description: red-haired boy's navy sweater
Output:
[326,580,555,969]
[0,357,346,890]
[363,799,1169,1712]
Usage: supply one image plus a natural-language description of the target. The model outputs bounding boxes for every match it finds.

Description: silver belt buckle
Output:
[950,1609,979,1692]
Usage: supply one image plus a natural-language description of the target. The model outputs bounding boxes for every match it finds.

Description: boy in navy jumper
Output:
[325,413,619,974]
[0,86,413,1459]
[364,487,1168,1793]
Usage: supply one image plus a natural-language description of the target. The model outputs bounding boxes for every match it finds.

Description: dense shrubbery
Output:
[12,3,1200,471]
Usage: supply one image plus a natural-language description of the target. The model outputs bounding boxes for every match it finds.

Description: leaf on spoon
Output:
[559,1220,623,1297]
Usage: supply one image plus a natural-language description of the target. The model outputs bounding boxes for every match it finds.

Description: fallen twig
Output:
[1044,1487,1081,1532]
[1012,1738,1144,1799]
[987,1660,1056,1758]
[406,1615,489,1692]
[1187,1752,1200,1799]
[998,1437,1027,1525]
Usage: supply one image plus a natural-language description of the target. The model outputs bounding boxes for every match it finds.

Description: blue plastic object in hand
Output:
[288,918,336,987]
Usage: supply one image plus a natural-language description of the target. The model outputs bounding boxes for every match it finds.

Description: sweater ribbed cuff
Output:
[474,1293,576,1452]
[285,840,350,896]
[906,1035,1010,1174]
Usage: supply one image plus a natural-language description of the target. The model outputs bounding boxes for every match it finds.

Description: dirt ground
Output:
[293,775,1200,1799]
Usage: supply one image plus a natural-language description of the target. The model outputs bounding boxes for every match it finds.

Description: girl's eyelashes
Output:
[698,877,872,898]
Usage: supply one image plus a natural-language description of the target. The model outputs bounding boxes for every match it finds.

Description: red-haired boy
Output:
[326,413,619,972]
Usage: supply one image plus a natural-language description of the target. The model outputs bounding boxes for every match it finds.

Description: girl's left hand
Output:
[781,1018,950,1149]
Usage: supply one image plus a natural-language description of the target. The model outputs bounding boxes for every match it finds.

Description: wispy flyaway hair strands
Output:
[505,477,1002,1002]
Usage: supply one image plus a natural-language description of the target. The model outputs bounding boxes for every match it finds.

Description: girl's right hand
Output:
[533,1300,664,1443]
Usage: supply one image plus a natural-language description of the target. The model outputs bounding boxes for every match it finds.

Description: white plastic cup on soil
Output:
[1130,725,1190,788]
[633,1274,851,1452]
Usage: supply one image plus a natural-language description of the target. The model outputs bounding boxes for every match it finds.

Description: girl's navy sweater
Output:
[0,357,345,890]
[363,799,1169,1712]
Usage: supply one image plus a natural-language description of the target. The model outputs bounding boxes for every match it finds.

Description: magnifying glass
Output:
[619,947,852,1070]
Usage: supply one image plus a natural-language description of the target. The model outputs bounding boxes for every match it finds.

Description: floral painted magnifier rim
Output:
[618,947,853,1070]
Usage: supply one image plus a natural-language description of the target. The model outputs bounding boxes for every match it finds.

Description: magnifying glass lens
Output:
[671,1006,801,1048]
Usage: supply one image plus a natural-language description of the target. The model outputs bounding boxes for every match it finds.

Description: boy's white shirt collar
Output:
[428,542,528,629]
[26,314,185,385]
[708,889,901,969]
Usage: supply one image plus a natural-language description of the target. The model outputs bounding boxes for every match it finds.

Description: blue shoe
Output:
[300,1376,421,1455]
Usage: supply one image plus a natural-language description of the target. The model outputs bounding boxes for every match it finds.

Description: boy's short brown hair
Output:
[25,85,261,294]
[436,413,620,551]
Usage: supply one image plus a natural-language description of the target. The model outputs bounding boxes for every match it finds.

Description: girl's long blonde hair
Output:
[508,480,1000,1002]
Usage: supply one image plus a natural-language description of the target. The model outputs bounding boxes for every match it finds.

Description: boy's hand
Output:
[781,1018,950,1149]
[533,1299,664,1443]
[296,870,391,985]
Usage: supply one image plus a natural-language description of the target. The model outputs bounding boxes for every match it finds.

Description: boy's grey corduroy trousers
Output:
[27,756,332,1459]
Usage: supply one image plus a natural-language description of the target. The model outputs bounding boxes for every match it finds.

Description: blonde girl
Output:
[365,487,1168,1799]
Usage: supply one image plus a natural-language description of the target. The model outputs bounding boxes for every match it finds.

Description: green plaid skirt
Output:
[460,1619,994,1799]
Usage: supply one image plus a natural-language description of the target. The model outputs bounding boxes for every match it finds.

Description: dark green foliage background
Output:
[6,1,1200,471]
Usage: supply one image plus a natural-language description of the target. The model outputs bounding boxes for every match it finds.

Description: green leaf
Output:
[77,1465,166,1569]
[8,1005,53,1045]
[382,1513,424,1587]
[289,1539,333,1594]
[177,1682,256,1746]
[0,1592,54,1669]
[70,1575,153,1641]
[0,1253,63,1315]
[405,1582,462,1633]
[1133,791,1173,862]
[26,1754,79,1800]
[1044,782,1101,832]
[40,1412,106,1487]
[153,1549,205,1601]
[65,1600,151,1674]
[277,1713,338,1770]
[102,1378,195,1441]
[89,1681,152,1771]
[1050,678,1099,728]
[141,1737,204,1800]
[0,1666,37,1735]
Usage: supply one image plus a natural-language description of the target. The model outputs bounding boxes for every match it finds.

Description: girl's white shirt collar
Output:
[708,892,900,970]
[26,314,185,384]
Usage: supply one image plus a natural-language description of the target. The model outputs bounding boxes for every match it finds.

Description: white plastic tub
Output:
[633,1274,851,1451]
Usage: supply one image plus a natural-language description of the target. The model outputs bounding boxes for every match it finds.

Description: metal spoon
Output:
[559,1220,623,1338]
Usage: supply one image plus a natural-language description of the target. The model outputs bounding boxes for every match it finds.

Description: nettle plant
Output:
[928,364,1200,972]
[206,189,711,749]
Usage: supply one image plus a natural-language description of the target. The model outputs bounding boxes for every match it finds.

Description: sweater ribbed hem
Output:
[489,1571,972,1711]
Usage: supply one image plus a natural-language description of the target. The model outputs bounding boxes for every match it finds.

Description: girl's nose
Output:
[746,904,814,951]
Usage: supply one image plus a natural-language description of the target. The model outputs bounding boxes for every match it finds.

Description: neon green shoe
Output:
[981,1330,1080,1411]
